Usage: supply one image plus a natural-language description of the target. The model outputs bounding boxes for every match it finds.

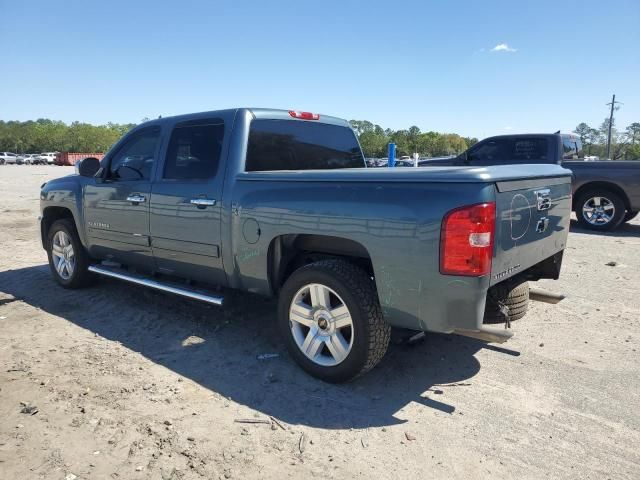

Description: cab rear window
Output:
[512,138,549,162]
[246,119,364,171]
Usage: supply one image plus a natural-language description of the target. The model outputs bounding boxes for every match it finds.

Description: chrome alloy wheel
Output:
[582,196,615,225]
[289,283,354,367]
[51,230,75,280]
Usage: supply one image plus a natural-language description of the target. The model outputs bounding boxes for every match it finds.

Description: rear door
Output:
[83,127,160,267]
[491,175,572,286]
[149,118,227,286]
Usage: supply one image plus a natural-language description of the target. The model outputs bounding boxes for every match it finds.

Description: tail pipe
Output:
[454,326,514,343]
[529,287,566,304]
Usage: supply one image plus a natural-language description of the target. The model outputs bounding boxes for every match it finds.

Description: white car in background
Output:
[39,152,58,164]
[22,154,44,165]
[0,152,18,165]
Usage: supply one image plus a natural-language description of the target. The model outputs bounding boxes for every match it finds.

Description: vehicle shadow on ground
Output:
[0,265,504,429]
[570,219,640,237]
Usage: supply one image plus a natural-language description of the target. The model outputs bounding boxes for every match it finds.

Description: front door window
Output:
[108,130,159,181]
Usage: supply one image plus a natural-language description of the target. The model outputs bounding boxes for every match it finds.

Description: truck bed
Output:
[237,163,571,184]
[231,163,572,333]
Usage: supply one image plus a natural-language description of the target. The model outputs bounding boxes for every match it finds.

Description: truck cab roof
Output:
[482,133,578,141]
[137,108,352,130]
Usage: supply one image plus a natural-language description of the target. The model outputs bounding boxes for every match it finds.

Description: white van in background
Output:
[39,152,58,164]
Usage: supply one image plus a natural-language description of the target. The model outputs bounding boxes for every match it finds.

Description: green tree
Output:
[575,122,592,145]
[574,122,601,155]
[0,119,135,153]
[407,126,420,155]
[626,123,640,145]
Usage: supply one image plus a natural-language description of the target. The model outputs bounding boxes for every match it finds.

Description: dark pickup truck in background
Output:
[40,108,572,382]
[419,133,640,231]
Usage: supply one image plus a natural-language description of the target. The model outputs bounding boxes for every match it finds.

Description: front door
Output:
[149,119,227,286]
[83,127,161,268]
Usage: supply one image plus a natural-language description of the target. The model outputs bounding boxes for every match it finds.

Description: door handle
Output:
[126,194,146,204]
[190,198,216,209]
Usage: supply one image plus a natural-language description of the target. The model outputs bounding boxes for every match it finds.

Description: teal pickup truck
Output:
[39,108,572,382]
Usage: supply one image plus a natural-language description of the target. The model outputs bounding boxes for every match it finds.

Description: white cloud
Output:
[491,43,517,53]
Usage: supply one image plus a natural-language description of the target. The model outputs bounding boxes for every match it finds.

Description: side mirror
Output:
[76,157,101,177]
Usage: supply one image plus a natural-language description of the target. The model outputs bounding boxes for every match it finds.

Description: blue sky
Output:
[1,0,638,139]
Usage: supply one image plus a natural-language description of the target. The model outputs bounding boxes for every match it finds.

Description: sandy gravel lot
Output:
[1,165,639,480]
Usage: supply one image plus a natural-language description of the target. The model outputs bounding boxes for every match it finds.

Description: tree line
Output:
[574,119,640,160]
[352,118,640,160]
[349,120,478,158]
[1,117,638,160]
[0,119,135,153]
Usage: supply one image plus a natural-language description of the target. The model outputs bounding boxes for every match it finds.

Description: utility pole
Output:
[606,94,622,159]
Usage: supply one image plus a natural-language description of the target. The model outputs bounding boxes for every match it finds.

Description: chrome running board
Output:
[88,265,224,306]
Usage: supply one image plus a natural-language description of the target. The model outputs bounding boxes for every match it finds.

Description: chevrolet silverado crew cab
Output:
[40,108,572,382]
[419,133,640,231]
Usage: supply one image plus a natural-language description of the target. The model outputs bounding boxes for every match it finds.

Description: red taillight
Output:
[440,202,496,276]
[288,110,320,120]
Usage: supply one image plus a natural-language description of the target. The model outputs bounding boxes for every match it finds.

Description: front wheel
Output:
[47,219,94,289]
[575,189,625,231]
[278,260,390,383]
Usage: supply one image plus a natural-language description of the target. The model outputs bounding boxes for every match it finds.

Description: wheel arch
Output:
[267,234,374,294]
[573,181,631,211]
[41,207,78,249]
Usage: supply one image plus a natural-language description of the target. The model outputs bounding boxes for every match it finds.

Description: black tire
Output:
[484,280,529,324]
[624,210,639,223]
[46,218,94,289]
[575,189,626,231]
[278,259,390,383]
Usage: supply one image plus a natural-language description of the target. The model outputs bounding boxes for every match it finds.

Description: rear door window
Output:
[246,119,364,171]
[467,139,510,164]
[467,137,552,165]
[163,121,225,179]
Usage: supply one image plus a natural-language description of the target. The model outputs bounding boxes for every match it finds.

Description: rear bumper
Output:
[412,251,566,340]
[413,274,490,334]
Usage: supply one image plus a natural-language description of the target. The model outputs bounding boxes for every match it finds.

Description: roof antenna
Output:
[554,130,560,134]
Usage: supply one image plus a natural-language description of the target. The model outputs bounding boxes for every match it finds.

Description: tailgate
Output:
[491,175,571,286]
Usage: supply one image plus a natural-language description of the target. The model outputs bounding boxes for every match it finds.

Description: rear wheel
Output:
[575,189,625,231]
[484,280,529,324]
[278,259,390,383]
[47,219,94,289]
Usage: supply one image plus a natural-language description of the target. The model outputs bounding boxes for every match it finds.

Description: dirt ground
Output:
[0,165,639,480]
